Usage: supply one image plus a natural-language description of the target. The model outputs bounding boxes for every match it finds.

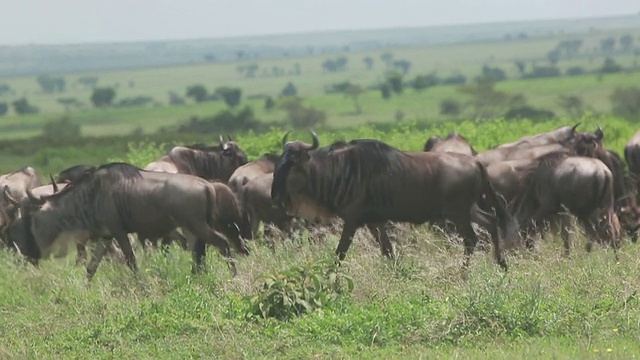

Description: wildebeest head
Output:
[271,130,320,207]
[56,164,96,184]
[423,136,442,152]
[574,126,605,157]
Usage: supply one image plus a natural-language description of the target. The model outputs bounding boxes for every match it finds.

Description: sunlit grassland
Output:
[0,222,638,359]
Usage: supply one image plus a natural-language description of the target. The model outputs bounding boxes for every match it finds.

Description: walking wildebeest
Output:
[423,132,478,156]
[143,135,249,182]
[5,163,250,280]
[511,152,621,257]
[496,123,581,149]
[271,131,517,270]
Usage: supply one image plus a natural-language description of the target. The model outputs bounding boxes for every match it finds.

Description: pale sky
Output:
[0,0,637,45]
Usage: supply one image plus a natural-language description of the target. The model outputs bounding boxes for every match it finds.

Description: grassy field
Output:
[0,222,638,359]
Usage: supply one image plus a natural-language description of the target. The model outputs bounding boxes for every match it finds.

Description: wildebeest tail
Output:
[476,162,519,247]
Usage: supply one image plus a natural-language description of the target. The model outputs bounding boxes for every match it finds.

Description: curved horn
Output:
[219,135,225,146]
[309,129,319,150]
[571,122,581,132]
[227,134,233,142]
[49,174,59,193]
[3,186,19,206]
[26,188,45,206]
[281,131,291,147]
[595,125,604,140]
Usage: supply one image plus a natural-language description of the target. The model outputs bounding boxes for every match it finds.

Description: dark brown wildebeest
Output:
[55,164,96,183]
[496,123,581,149]
[143,136,249,182]
[5,163,250,280]
[511,152,621,257]
[423,132,478,156]
[271,131,517,270]
[624,129,640,177]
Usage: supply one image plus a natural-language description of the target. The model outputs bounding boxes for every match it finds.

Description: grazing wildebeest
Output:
[143,135,248,182]
[423,132,478,156]
[271,131,517,270]
[496,123,581,149]
[0,167,42,220]
[5,163,250,280]
[511,152,621,257]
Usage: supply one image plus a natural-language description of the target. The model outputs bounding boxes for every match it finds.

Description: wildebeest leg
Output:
[75,240,88,266]
[114,234,137,273]
[86,240,108,281]
[366,222,394,258]
[557,214,572,257]
[335,221,360,261]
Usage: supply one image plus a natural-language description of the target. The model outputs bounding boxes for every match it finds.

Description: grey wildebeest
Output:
[511,152,621,257]
[143,136,248,182]
[423,132,478,156]
[5,163,250,280]
[0,167,42,225]
[271,131,518,270]
[624,129,640,178]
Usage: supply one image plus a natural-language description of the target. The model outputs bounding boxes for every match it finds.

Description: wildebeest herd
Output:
[2,126,640,280]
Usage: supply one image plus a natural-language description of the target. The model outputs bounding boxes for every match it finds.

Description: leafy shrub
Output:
[279,97,326,129]
[117,96,154,108]
[565,66,586,76]
[442,74,467,85]
[281,82,297,97]
[504,106,556,121]
[186,85,208,103]
[12,98,39,115]
[440,98,462,116]
[215,86,242,107]
[246,258,354,320]
[610,86,640,119]
[42,117,81,145]
[600,57,623,74]
[412,73,439,91]
[178,106,262,134]
[168,92,185,105]
[524,66,561,79]
[91,87,116,107]
[0,102,7,116]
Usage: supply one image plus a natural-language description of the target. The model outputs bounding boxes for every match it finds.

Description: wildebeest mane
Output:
[167,147,229,180]
[306,139,407,211]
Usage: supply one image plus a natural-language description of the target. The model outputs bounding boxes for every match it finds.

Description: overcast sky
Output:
[1,0,637,45]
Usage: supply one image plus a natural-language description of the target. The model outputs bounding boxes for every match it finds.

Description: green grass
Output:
[0,224,639,359]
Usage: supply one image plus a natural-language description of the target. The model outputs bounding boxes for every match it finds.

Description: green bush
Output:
[246,258,354,320]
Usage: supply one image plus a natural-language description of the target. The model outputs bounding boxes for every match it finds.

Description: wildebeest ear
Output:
[595,126,604,140]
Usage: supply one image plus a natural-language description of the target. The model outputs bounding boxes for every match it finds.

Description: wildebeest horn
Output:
[571,122,581,132]
[3,186,19,206]
[595,126,604,140]
[309,129,319,150]
[219,135,225,146]
[227,134,233,142]
[49,174,59,193]
[27,188,45,206]
[281,131,291,147]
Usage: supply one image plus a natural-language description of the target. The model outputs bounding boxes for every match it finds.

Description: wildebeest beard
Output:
[273,140,408,212]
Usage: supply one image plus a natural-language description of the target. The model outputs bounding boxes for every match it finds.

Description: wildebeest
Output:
[0,166,42,219]
[511,152,621,256]
[496,123,581,149]
[271,131,517,270]
[55,164,96,183]
[143,136,249,182]
[5,163,250,280]
[423,132,477,156]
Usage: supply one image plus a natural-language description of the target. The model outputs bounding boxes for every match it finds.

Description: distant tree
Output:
[0,83,11,95]
[620,34,634,52]
[440,98,461,116]
[556,39,583,58]
[363,56,374,70]
[42,116,81,144]
[600,37,616,54]
[441,74,467,85]
[90,87,116,107]
[281,82,298,97]
[117,96,154,108]
[557,95,584,118]
[0,102,7,116]
[12,98,39,115]
[457,80,524,119]
[278,97,326,129]
[504,106,555,121]
[57,97,83,111]
[412,73,439,90]
[264,96,275,110]
[380,52,394,67]
[77,76,98,89]
[546,49,561,65]
[524,66,561,79]
[186,84,208,102]
[385,71,404,94]
[168,92,186,105]
[322,56,348,72]
[514,60,526,75]
[36,75,65,93]
[393,60,412,75]
[477,65,506,82]
[380,83,392,100]
[600,57,623,73]
[565,66,586,76]
[343,84,364,114]
[610,86,640,119]
[215,86,242,107]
